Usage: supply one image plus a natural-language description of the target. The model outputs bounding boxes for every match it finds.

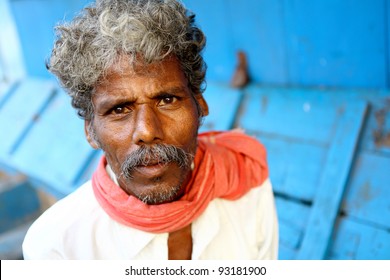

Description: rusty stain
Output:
[372,98,390,147]
[375,109,385,127]
[357,182,375,202]
[230,51,250,89]
[346,182,376,211]
[337,105,345,116]
[373,131,390,147]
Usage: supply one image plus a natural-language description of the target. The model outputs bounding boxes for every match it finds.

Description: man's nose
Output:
[132,104,163,145]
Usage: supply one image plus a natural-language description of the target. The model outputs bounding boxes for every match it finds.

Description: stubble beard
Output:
[120,144,194,205]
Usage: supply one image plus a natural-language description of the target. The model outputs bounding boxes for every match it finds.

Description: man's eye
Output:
[111,105,130,115]
[159,96,177,106]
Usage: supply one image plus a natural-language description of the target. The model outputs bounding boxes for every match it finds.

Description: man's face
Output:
[86,56,208,204]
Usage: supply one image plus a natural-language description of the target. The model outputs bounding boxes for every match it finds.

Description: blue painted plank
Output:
[275,197,311,231]
[183,0,235,82]
[297,100,368,259]
[11,90,95,198]
[275,197,309,258]
[259,136,326,201]
[0,178,40,233]
[0,82,17,108]
[329,217,390,260]
[241,87,390,154]
[269,89,390,155]
[200,82,243,132]
[342,151,390,229]
[328,218,360,260]
[10,0,389,90]
[226,0,288,84]
[387,0,390,89]
[359,99,390,155]
[278,222,302,251]
[0,222,32,260]
[9,0,90,78]
[283,0,387,89]
[238,85,340,143]
[0,0,25,82]
[278,244,297,260]
[0,78,55,160]
[237,86,378,205]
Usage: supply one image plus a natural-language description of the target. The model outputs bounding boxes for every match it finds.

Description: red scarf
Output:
[92,130,268,233]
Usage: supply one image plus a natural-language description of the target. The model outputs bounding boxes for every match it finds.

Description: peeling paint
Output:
[373,99,390,147]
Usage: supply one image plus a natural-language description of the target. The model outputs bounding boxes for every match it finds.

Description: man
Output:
[23,0,278,259]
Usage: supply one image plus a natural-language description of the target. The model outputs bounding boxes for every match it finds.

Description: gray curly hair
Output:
[47,0,207,120]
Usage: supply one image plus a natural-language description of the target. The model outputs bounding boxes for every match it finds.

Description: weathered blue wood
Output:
[239,85,338,143]
[0,0,25,149]
[358,99,390,156]
[0,222,32,260]
[0,176,40,233]
[8,0,390,89]
[0,82,17,108]
[0,0,25,82]
[278,244,297,260]
[342,151,390,229]
[276,197,309,259]
[200,82,243,133]
[11,89,95,198]
[297,101,368,259]
[329,217,390,260]
[275,197,311,231]
[278,222,302,251]
[283,0,387,89]
[183,0,235,82]
[185,0,389,89]
[256,88,390,155]
[9,0,90,79]
[0,78,55,161]
[387,0,390,89]
[259,136,326,201]
[226,0,288,84]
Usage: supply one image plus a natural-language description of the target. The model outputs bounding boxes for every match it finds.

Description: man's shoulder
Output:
[40,180,97,222]
[22,180,101,258]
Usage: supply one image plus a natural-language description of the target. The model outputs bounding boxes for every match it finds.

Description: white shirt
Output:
[23,176,278,260]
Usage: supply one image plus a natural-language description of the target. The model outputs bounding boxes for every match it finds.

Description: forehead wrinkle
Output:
[95,85,132,97]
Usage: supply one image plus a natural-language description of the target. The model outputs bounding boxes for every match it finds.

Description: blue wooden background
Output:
[6,0,389,90]
[1,0,390,259]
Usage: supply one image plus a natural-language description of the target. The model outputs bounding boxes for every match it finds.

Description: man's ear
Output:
[84,120,99,149]
[195,94,209,117]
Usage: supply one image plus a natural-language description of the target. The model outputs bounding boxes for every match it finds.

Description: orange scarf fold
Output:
[92,130,268,233]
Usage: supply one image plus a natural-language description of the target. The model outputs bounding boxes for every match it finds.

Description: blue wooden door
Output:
[237,85,368,259]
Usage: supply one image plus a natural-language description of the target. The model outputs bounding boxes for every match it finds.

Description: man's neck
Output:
[168,224,193,260]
